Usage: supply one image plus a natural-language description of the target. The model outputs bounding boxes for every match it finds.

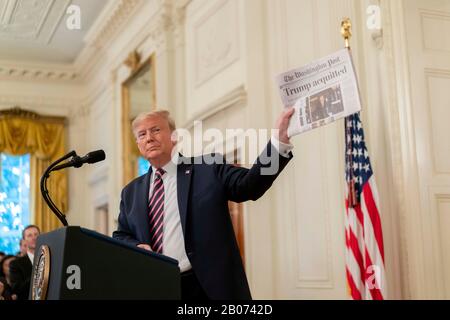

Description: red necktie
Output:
[148,168,165,253]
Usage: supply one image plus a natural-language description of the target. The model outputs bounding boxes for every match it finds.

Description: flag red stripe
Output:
[344,113,386,300]
[347,226,366,285]
[346,267,362,300]
[363,183,385,262]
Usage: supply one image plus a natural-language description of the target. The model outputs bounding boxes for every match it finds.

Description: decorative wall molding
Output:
[74,0,146,81]
[182,85,246,129]
[68,103,90,121]
[76,0,170,84]
[172,0,191,47]
[82,0,145,50]
[0,94,77,112]
[0,60,78,81]
[193,0,240,86]
[127,0,177,55]
[295,129,334,289]
[123,50,141,72]
[425,186,450,298]
[420,8,450,53]
[425,68,450,175]
[148,7,172,51]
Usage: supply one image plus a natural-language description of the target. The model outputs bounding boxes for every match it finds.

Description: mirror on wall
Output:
[121,51,156,185]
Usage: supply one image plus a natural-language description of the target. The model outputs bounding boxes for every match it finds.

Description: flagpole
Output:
[341,18,358,207]
[341,17,387,300]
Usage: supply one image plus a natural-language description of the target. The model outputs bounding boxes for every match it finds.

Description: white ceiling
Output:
[0,0,109,64]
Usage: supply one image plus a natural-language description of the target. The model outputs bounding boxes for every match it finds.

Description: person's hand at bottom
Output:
[137,244,152,251]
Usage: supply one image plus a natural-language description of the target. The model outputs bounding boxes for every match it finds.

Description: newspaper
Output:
[276,48,362,137]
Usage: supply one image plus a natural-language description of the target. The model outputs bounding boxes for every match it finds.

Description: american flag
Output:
[345,112,387,300]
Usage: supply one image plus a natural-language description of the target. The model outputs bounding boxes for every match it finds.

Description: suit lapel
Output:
[177,156,193,234]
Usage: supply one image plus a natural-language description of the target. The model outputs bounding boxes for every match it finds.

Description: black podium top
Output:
[31,226,181,300]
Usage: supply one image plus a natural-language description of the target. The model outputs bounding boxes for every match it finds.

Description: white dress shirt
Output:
[27,251,34,265]
[271,135,294,158]
[147,138,293,272]
[148,153,192,272]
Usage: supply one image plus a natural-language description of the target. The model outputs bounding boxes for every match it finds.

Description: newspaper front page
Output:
[276,49,362,137]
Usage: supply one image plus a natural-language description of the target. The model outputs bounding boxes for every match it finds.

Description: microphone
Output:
[40,149,106,227]
[52,150,106,171]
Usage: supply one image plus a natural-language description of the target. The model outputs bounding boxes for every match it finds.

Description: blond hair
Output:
[131,110,176,137]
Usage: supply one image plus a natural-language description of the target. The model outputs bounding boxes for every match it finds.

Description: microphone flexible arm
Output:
[40,151,77,227]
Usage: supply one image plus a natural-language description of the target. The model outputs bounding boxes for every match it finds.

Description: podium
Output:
[30,226,181,300]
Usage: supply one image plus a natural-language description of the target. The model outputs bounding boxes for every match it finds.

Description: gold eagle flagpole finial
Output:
[341,18,352,49]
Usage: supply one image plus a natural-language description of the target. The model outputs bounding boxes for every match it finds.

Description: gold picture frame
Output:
[121,51,156,185]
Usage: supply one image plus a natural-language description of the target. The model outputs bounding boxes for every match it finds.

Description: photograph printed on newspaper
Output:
[276,48,362,137]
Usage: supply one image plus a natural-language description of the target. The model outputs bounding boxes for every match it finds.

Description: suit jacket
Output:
[0,277,14,300]
[113,141,292,299]
[9,255,32,300]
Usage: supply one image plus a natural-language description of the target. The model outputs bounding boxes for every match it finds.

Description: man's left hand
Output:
[275,107,295,144]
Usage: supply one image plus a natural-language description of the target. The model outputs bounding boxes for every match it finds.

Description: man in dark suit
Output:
[0,255,17,300]
[113,108,294,300]
[9,225,40,300]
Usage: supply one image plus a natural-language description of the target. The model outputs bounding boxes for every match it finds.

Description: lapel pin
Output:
[185,170,190,175]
